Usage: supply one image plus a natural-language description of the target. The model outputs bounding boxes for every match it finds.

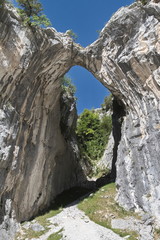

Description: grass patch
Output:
[15,209,61,240]
[154,228,160,240]
[35,208,61,228]
[47,229,63,240]
[78,183,139,240]
[15,228,47,239]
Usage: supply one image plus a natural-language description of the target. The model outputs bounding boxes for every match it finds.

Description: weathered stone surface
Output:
[30,222,45,232]
[98,132,114,171]
[111,217,154,240]
[0,0,160,239]
[72,0,160,222]
[81,0,160,223]
[0,5,84,239]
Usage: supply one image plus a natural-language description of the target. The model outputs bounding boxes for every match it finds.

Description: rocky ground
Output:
[18,203,124,240]
[39,204,124,240]
[16,195,154,240]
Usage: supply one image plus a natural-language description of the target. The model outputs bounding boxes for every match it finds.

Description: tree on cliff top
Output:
[0,0,51,27]
[17,0,51,27]
[0,0,9,8]
[0,0,4,7]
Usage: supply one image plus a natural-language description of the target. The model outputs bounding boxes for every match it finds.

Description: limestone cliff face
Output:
[0,6,83,239]
[0,1,160,238]
[78,1,160,221]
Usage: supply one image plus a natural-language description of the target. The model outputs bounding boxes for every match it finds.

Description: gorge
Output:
[0,0,160,239]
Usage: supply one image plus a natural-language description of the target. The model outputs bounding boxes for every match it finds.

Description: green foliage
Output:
[16,0,51,27]
[0,0,51,27]
[101,115,112,133]
[0,0,11,8]
[66,29,78,41]
[76,109,112,164]
[154,228,160,240]
[101,94,113,111]
[35,209,61,228]
[77,110,100,142]
[61,76,76,96]
[47,230,62,240]
[0,0,5,7]
[15,227,46,239]
[135,0,148,5]
[140,0,148,5]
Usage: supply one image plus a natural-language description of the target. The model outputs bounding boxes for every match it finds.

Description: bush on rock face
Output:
[0,0,51,27]
[16,0,51,27]
[61,76,76,97]
[76,108,112,166]
[101,94,113,112]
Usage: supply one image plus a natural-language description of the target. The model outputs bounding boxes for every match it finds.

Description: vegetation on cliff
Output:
[61,75,76,97]
[76,109,112,161]
[76,95,112,176]
[0,0,51,27]
[16,0,51,27]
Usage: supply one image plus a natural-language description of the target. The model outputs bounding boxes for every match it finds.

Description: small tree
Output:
[140,0,148,4]
[66,30,78,42]
[0,0,9,8]
[17,0,51,27]
[136,0,148,5]
[61,76,76,96]
[0,0,4,7]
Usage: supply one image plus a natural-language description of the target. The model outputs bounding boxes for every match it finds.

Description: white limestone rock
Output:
[0,1,160,239]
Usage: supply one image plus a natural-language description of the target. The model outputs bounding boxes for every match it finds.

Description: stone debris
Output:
[37,204,124,240]
[30,223,45,232]
[111,217,154,240]
[24,203,156,240]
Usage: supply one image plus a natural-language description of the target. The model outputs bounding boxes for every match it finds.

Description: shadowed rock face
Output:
[0,1,160,238]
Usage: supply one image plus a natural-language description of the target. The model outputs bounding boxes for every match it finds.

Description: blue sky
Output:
[18,0,134,114]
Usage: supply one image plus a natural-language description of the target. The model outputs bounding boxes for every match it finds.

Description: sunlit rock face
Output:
[0,6,84,239]
[0,0,160,238]
[78,1,160,221]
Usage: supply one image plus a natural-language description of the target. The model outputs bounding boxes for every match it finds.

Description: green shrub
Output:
[140,0,148,5]
[0,0,12,8]
[0,0,51,27]
[101,115,112,133]
[61,76,76,96]
[17,0,51,27]
[66,29,78,41]
[76,109,112,164]
[47,230,62,240]
[0,0,5,7]
[101,94,113,111]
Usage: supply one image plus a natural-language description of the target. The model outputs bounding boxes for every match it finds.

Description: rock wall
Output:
[0,0,160,238]
[0,5,84,239]
[77,1,160,222]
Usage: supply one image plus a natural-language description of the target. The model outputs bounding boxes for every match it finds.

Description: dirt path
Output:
[20,187,154,240]
[37,203,124,240]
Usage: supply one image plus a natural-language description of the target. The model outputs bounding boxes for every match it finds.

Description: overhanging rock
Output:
[0,1,160,238]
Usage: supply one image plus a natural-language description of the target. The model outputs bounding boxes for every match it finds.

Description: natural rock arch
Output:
[73,2,160,220]
[0,2,160,238]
